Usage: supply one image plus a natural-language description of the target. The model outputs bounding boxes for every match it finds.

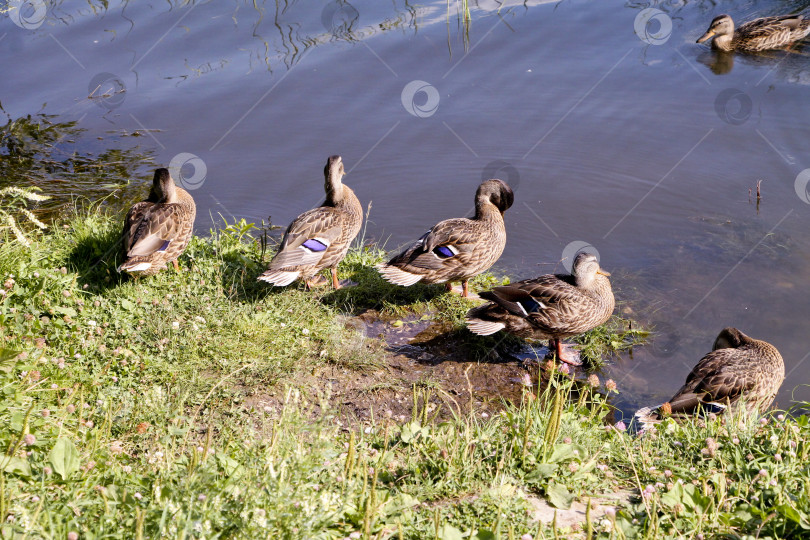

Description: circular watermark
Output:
[795,169,810,204]
[714,88,752,126]
[8,0,46,30]
[561,241,600,274]
[634,8,672,45]
[401,80,440,118]
[481,160,521,193]
[648,320,680,358]
[169,153,207,191]
[88,73,126,110]
[320,1,359,36]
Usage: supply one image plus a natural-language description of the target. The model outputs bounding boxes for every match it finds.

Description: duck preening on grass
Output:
[376,179,514,298]
[258,155,363,290]
[634,328,785,431]
[118,168,196,276]
[697,14,810,52]
[465,252,614,366]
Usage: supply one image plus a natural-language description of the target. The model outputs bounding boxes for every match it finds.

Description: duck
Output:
[376,179,513,298]
[119,168,196,276]
[697,14,810,52]
[634,328,785,431]
[258,155,363,290]
[465,252,614,365]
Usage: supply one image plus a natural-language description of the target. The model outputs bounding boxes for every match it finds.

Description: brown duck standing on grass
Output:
[634,328,785,431]
[697,14,810,52]
[258,155,363,290]
[465,252,614,366]
[376,179,514,298]
[118,168,196,276]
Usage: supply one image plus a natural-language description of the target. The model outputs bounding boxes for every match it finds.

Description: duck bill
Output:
[596,269,611,277]
[696,30,715,43]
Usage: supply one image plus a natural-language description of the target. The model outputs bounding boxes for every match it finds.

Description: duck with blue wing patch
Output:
[465,252,614,366]
[634,328,785,432]
[376,179,513,298]
[118,168,196,277]
[258,155,363,290]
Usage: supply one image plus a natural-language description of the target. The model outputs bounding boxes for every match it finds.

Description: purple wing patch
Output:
[302,239,328,252]
[434,245,455,258]
[157,240,171,252]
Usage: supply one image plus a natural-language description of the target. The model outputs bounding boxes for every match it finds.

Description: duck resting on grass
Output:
[697,14,810,52]
[258,155,363,290]
[376,179,513,298]
[118,168,196,277]
[465,252,614,366]
[634,328,785,431]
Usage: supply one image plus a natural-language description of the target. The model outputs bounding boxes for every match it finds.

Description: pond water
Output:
[3,0,810,418]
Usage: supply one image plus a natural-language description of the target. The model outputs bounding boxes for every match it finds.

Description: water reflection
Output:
[697,46,810,78]
[0,106,154,215]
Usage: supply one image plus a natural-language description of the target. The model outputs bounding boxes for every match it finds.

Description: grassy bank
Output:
[1,209,808,539]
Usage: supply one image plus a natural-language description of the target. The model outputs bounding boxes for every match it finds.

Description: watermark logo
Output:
[481,160,521,193]
[561,241,600,274]
[795,169,810,204]
[401,80,440,118]
[634,8,672,45]
[321,1,359,36]
[714,88,752,126]
[169,153,207,191]
[88,73,126,111]
[8,0,46,30]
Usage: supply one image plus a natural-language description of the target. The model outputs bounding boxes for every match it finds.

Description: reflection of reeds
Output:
[447,0,472,51]
[0,107,155,219]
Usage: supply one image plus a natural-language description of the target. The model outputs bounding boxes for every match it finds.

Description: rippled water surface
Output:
[4,0,810,416]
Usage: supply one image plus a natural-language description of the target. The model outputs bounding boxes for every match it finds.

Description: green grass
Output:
[1,209,809,539]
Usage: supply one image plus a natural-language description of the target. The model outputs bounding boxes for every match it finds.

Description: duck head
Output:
[697,15,734,45]
[475,179,514,216]
[149,168,177,203]
[712,327,751,350]
[572,252,610,287]
[323,155,346,201]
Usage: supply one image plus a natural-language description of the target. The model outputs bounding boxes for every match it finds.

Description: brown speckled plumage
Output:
[697,14,810,52]
[635,328,785,429]
[465,252,614,363]
[258,155,363,289]
[119,168,196,276]
[376,179,513,297]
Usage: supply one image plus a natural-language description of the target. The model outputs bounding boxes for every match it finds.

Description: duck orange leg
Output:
[331,268,341,290]
[553,339,583,367]
[172,260,180,271]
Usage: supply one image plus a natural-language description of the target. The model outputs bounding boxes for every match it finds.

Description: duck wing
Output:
[268,207,345,270]
[125,202,186,258]
[484,275,585,333]
[667,348,756,414]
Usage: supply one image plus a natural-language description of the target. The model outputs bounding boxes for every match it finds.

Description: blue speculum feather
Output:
[302,239,328,252]
[519,298,542,314]
[434,245,454,258]
[157,240,171,252]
